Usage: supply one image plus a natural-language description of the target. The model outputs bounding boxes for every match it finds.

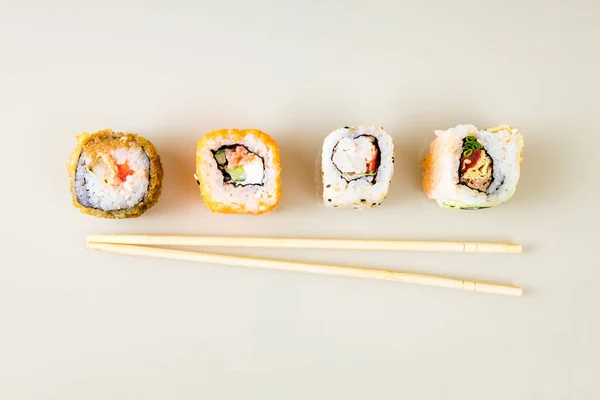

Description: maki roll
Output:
[321,125,394,209]
[422,124,524,209]
[66,129,163,218]
[195,128,281,214]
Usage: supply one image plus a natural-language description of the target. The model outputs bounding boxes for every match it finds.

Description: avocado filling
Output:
[213,145,264,186]
[459,135,493,193]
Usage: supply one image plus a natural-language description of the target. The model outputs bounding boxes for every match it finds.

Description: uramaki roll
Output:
[66,129,163,218]
[321,125,395,209]
[195,128,281,214]
[422,124,524,209]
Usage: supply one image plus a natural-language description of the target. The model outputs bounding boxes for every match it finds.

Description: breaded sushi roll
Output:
[195,128,281,214]
[321,125,394,209]
[66,129,163,218]
[422,124,524,210]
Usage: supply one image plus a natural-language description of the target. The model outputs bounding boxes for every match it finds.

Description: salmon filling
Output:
[213,145,264,186]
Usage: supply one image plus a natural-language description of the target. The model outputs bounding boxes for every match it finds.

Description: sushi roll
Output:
[422,124,524,210]
[66,128,163,218]
[321,125,394,209]
[195,128,281,214]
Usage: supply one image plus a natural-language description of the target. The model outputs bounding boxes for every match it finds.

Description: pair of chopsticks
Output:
[86,235,523,297]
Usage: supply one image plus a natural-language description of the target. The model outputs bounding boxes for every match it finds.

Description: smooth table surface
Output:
[1,0,599,399]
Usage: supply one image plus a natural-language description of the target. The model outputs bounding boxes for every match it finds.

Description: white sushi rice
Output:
[74,144,150,211]
[198,134,278,213]
[428,124,523,208]
[322,125,394,209]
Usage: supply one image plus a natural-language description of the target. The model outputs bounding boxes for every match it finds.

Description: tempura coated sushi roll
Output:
[321,125,394,209]
[195,128,281,214]
[66,129,163,218]
[422,124,524,210]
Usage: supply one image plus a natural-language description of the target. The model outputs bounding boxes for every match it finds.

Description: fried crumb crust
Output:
[66,128,163,219]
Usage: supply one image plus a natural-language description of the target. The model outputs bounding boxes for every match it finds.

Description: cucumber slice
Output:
[214,150,227,165]
[226,166,247,182]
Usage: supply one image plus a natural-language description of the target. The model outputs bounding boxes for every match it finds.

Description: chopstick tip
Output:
[510,244,523,254]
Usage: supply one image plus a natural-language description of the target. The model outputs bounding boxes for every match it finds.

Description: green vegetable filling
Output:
[226,165,247,182]
[214,149,227,165]
[462,135,483,157]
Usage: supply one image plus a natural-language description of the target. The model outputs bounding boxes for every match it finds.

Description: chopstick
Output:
[86,241,523,297]
[86,235,522,254]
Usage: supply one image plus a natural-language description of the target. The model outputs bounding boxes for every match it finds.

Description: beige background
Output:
[1,0,599,398]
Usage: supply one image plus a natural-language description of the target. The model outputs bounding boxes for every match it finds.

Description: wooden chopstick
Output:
[86,235,522,254]
[86,242,523,297]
